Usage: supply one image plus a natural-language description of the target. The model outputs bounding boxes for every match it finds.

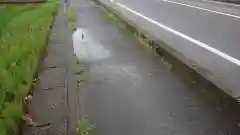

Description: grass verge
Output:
[0,1,59,134]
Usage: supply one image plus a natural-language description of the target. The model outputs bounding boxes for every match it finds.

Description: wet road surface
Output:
[72,0,240,134]
[98,0,240,99]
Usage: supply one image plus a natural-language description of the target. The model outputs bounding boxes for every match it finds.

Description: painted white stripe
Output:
[158,0,240,19]
[116,2,240,66]
[201,0,240,7]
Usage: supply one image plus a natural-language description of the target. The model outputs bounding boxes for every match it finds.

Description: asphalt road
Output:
[72,0,240,134]
[98,0,240,99]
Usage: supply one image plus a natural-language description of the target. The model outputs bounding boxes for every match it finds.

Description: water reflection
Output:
[73,28,110,61]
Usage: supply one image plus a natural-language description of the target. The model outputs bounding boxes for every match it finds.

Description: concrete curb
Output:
[210,0,240,4]
[93,0,239,103]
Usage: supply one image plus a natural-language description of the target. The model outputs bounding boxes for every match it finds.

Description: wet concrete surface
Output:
[72,0,240,134]
[98,0,240,99]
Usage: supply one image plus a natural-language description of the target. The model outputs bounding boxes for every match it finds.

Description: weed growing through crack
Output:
[76,117,95,135]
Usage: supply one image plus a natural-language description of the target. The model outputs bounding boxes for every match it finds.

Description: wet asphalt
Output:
[72,0,240,134]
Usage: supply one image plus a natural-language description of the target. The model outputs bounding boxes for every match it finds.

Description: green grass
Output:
[67,7,76,32]
[76,117,95,135]
[0,1,59,134]
[0,4,36,36]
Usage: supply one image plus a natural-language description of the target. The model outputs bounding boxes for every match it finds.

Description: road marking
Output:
[116,2,240,66]
[201,0,240,7]
[158,0,240,19]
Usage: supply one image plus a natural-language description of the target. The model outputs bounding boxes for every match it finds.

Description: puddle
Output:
[73,28,111,61]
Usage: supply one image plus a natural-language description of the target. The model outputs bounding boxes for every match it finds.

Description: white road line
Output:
[158,0,240,19]
[116,2,240,66]
[201,0,240,7]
